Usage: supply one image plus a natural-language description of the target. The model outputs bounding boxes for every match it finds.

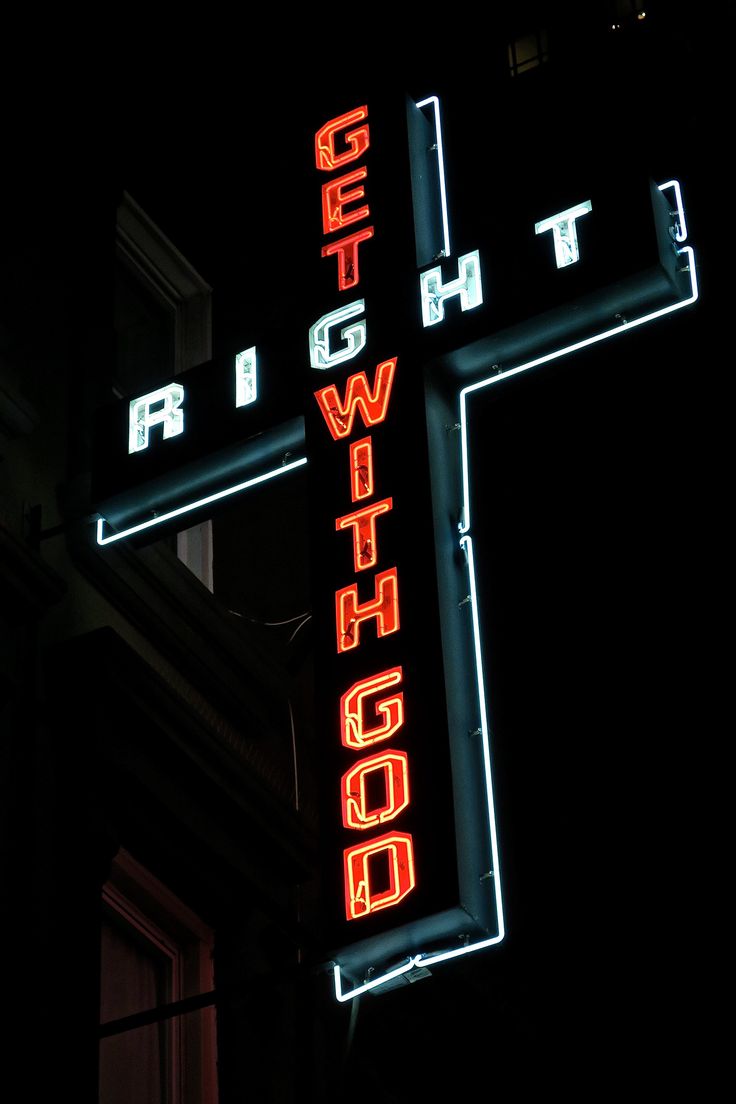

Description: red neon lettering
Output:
[342,749,410,831]
[335,497,393,572]
[341,666,404,750]
[322,168,370,235]
[344,831,416,920]
[336,567,399,653]
[350,437,374,501]
[315,106,369,172]
[314,358,397,441]
[321,226,375,290]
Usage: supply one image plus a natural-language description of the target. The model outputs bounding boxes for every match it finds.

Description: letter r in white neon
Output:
[535,200,592,268]
[420,250,483,328]
[128,384,185,453]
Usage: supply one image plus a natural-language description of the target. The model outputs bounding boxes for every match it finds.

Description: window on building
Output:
[508,28,549,77]
[100,850,218,1104]
[114,193,215,590]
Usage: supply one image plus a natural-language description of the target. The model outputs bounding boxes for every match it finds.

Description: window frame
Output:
[100,849,218,1104]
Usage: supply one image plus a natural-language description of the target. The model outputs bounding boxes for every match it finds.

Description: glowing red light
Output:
[321,226,375,290]
[335,567,400,653]
[341,749,410,830]
[335,497,393,572]
[314,358,397,441]
[344,831,416,920]
[314,104,418,932]
[340,666,404,750]
[315,106,369,172]
[322,167,370,235]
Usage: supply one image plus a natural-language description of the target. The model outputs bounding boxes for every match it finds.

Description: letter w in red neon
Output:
[314,357,396,440]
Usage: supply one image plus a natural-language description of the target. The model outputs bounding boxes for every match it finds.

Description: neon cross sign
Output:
[91,91,698,1003]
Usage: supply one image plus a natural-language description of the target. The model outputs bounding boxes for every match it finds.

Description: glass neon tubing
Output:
[416,96,451,259]
[658,179,687,242]
[458,243,698,538]
[96,456,308,545]
[335,193,697,1002]
[332,536,506,1002]
[333,957,417,1001]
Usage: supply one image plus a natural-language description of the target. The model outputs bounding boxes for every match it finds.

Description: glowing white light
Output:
[235,346,257,407]
[420,250,483,328]
[415,95,451,259]
[128,384,185,453]
[333,229,699,1002]
[534,200,592,268]
[309,300,367,369]
[459,245,698,538]
[332,530,506,1004]
[333,958,416,1003]
[96,457,308,545]
[458,535,505,917]
[658,179,688,242]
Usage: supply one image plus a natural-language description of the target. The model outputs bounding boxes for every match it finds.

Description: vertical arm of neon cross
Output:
[408,96,452,267]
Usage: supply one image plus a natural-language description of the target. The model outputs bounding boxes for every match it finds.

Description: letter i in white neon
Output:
[235,346,257,407]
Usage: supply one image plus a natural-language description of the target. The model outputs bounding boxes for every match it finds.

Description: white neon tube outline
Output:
[96,456,308,545]
[99,162,696,999]
[416,95,451,259]
[658,179,688,242]
[459,244,698,537]
[334,195,697,1002]
[332,531,506,1003]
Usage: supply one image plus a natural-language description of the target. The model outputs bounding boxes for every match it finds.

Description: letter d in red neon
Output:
[344,831,416,920]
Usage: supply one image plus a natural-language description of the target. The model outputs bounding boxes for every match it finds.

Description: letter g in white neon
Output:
[309,300,367,370]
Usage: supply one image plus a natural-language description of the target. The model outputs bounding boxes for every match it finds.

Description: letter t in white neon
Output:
[535,200,592,268]
[128,384,185,453]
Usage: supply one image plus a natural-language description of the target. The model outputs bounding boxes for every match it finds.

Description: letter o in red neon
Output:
[341,749,409,830]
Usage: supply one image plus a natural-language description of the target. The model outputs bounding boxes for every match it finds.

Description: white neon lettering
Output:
[309,300,367,369]
[128,384,185,454]
[534,200,592,268]
[235,346,257,407]
[420,250,483,328]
